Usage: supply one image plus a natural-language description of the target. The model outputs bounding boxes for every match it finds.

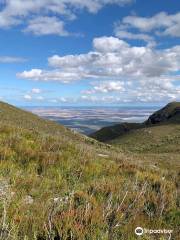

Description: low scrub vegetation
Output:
[0,102,179,239]
[0,124,179,240]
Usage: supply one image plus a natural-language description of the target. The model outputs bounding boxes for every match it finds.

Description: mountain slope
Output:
[90,122,143,142]
[0,101,179,240]
[110,123,180,154]
[91,102,180,143]
[145,101,180,125]
[0,101,91,144]
[0,101,66,134]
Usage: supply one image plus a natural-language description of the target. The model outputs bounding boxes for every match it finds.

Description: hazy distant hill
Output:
[0,101,179,239]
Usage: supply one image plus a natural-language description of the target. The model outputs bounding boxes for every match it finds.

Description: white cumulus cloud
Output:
[24,16,69,36]
[84,81,125,94]
[115,11,180,37]
[24,94,32,100]
[0,0,133,35]
[17,36,180,103]
[18,36,180,81]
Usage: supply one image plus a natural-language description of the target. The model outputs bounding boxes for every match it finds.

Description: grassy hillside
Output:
[145,102,180,125]
[110,123,180,153]
[0,101,66,135]
[91,102,180,143]
[0,102,179,240]
[91,101,180,172]
[0,101,90,144]
[90,123,142,142]
[110,124,180,173]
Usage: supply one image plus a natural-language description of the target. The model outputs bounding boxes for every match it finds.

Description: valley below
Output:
[25,106,157,135]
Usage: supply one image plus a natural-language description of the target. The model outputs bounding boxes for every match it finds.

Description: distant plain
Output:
[25,106,158,134]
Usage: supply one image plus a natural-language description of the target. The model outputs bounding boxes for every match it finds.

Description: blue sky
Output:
[0,0,180,106]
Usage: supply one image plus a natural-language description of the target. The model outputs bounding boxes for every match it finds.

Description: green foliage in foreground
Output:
[0,125,179,240]
[0,101,179,239]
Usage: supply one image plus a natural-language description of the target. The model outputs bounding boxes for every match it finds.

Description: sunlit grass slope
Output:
[110,123,180,153]
[0,101,179,240]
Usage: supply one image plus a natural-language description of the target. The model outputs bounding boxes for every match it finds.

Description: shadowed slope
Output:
[90,122,143,142]
[145,102,180,125]
[91,102,180,143]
